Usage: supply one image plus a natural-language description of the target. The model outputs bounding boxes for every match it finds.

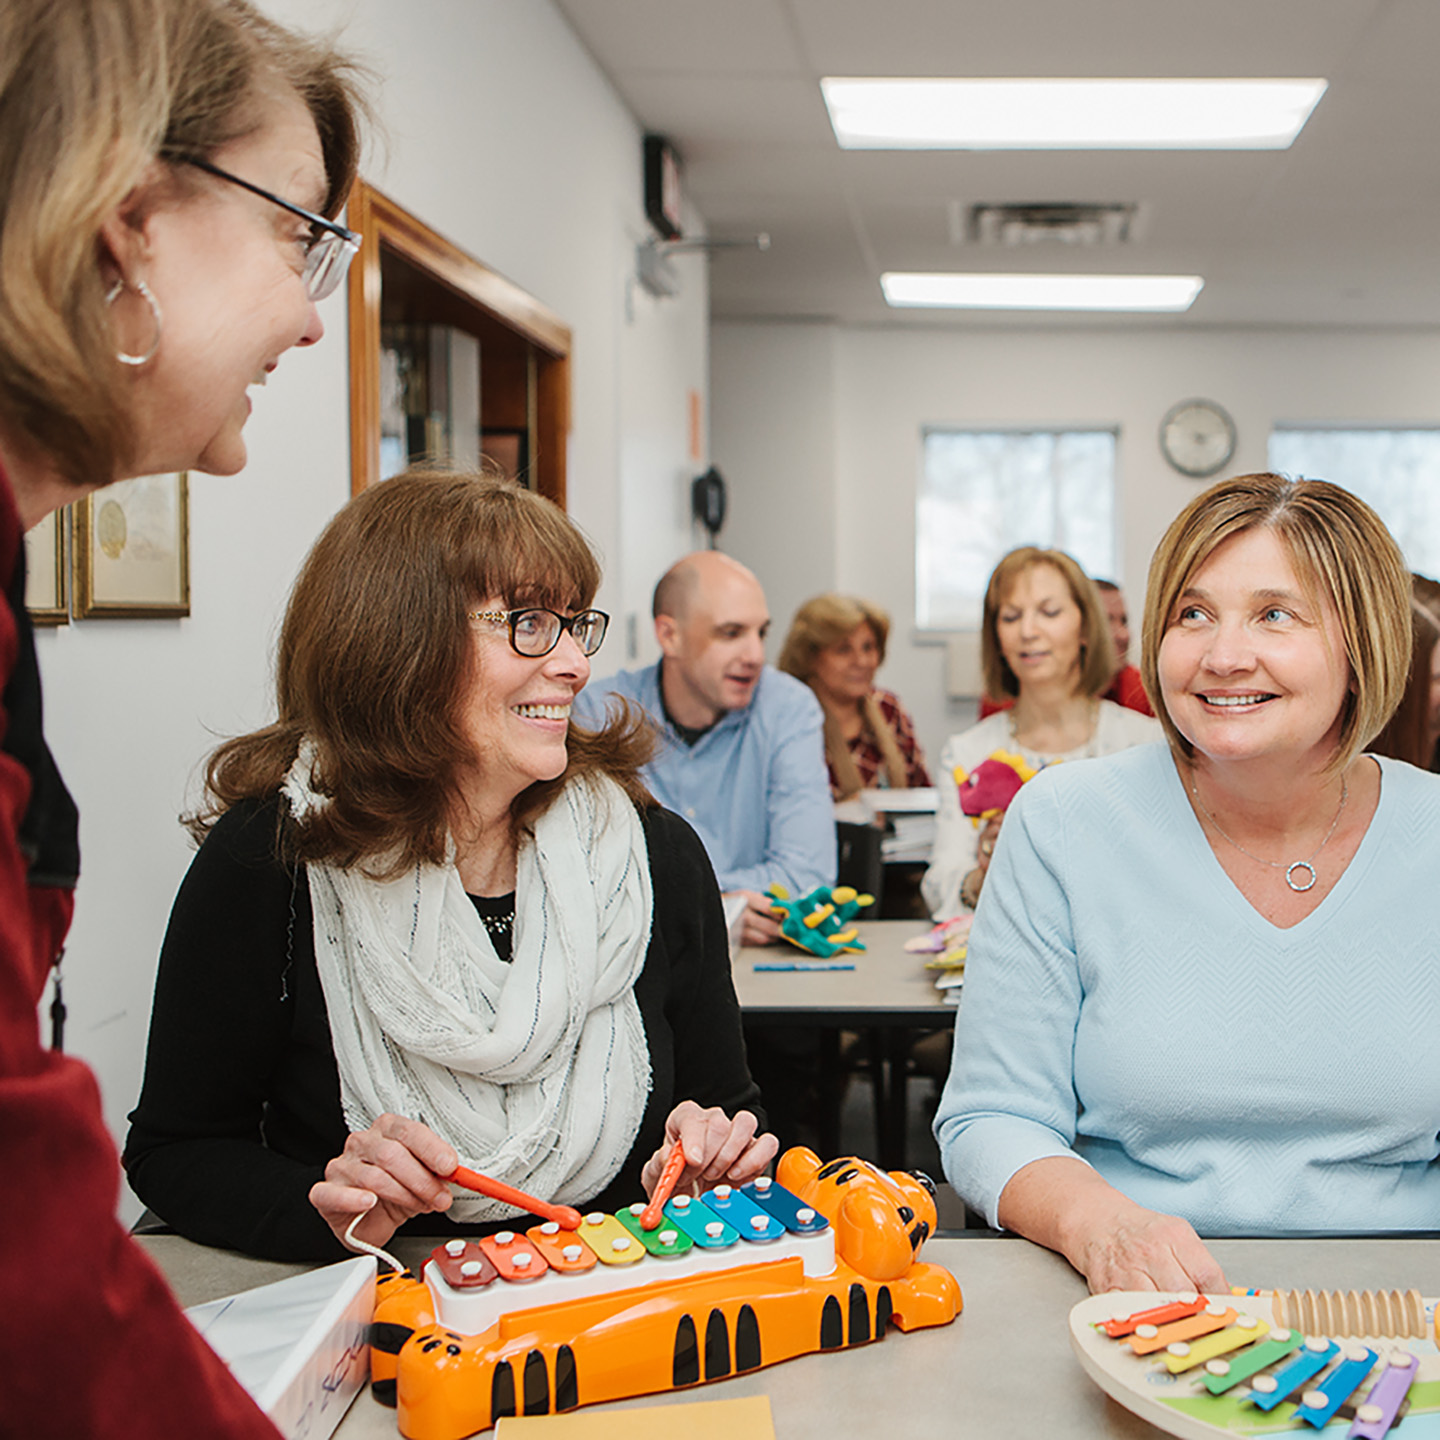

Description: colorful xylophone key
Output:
[1101,1296,1208,1338]
[1201,1327,1302,1394]
[526,1221,596,1273]
[477,1230,547,1282]
[617,1203,693,1257]
[663,1193,740,1248]
[1249,1337,1340,1410]
[702,1183,787,1242]
[1129,1305,1238,1356]
[1294,1345,1378,1429]
[1160,1314,1268,1374]
[1349,1350,1419,1440]
[744,1174,830,1234]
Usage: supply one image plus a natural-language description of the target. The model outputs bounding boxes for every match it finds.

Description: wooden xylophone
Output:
[368,1147,962,1440]
[1071,1289,1440,1440]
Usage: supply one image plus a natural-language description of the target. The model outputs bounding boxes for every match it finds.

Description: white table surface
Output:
[734,918,954,1024]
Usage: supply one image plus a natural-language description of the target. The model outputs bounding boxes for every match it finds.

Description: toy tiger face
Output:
[775,1147,937,1281]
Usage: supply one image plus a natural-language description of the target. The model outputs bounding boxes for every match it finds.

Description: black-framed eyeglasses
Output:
[469,607,610,658]
[175,156,361,301]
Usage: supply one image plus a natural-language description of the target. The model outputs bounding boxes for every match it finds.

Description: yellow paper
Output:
[495,1393,775,1439]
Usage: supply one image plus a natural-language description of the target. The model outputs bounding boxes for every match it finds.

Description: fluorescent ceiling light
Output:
[822,78,1327,150]
[881,273,1204,312]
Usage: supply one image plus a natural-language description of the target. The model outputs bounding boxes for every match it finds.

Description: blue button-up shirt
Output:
[575,662,835,894]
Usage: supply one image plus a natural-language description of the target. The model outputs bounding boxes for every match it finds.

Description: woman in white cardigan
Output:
[922,548,1160,917]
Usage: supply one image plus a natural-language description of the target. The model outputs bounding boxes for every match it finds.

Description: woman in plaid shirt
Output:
[779,594,931,800]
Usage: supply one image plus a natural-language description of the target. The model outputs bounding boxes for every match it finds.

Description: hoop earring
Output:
[105,277,162,367]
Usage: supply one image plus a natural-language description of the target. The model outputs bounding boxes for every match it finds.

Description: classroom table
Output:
[139,1231,1440,1439]
[734,918,955,1169]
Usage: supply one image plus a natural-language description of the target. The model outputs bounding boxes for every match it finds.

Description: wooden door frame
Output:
[345,180,571,504]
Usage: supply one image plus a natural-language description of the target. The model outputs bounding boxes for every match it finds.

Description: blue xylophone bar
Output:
[1294,1345,1376,1429]
[1249,1337,1339,1410]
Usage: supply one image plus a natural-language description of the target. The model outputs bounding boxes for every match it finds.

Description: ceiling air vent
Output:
[957,202,1139,247]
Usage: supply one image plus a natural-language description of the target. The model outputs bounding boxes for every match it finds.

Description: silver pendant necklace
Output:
[1189,775,1349,893]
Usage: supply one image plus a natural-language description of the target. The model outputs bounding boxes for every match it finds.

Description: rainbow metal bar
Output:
[1295,1346,1377,1429]
[1349,1350,1420,1440]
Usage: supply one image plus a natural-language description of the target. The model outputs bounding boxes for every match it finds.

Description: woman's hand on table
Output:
[1067,1205,1228,1295]
[641,1101,780,1198]
[998,1155,1228,1296]
[309,1113,459,1251]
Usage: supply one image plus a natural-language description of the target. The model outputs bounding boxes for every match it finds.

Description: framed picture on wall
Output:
[73,472,190,619]
[24,506,68,625]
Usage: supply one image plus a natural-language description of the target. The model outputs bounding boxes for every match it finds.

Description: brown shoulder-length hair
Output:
[980,547,1116,701]
[1369,579,1440,769]
[195,470,653,874]
[1140,473,1412,774]
[0,0,366,487]
[776,593,891,681]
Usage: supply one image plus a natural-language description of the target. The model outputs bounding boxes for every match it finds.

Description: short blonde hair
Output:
[0,0,365,486]
[1139,472,1411,773]
[980,548,1116,701]
[777,594,890,681]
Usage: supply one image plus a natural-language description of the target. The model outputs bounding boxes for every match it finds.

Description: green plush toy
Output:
[766,882,875,958]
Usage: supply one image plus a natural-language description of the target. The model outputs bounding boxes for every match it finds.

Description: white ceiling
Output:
[553,0,1440,328]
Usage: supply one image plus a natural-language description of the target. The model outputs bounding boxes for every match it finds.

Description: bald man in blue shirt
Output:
[576,551,835,945]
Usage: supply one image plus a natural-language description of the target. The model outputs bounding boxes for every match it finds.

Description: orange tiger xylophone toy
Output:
[366,1146,962,1440]
[1070,1288,1440,1440]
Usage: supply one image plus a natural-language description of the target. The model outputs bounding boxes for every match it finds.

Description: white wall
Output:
[35,0,709,1218]
[710,323,839,651]
[711,321,1440,766]
[615,259,714,669]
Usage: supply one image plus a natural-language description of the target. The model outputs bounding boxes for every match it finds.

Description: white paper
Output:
[186,1255,376,1440]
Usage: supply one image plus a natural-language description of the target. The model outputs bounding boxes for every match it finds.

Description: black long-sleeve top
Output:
[124,796,763,1261]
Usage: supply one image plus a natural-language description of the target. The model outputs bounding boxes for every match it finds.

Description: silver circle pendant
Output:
[1285,861,1318,892]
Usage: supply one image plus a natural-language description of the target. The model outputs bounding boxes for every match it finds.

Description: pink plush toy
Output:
[952,748,1038,824]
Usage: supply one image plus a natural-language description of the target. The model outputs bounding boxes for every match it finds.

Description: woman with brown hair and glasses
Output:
[0,2,364,1434]
[126,471,775,1261]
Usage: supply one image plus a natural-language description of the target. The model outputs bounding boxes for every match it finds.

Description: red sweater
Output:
[0,465,279,1438]
[977,663,1154,721]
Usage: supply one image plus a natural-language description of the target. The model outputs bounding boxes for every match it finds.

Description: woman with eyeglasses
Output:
[126,471,776,1261]
[0,3,363,1436]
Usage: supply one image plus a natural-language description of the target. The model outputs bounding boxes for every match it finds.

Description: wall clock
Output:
[1159,398,1236,478]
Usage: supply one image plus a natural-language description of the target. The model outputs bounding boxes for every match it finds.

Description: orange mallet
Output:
[447,1164,582,1230]
[639,1140,687,1231]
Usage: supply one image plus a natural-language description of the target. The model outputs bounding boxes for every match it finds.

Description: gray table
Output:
[140,1232,1440,1439]
[734,918,955,1167]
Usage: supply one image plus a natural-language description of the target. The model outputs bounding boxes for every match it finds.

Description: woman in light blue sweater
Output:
[935,473,1439,1293]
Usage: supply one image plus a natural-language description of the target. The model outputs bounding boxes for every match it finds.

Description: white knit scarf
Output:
[284,746,653,1223]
